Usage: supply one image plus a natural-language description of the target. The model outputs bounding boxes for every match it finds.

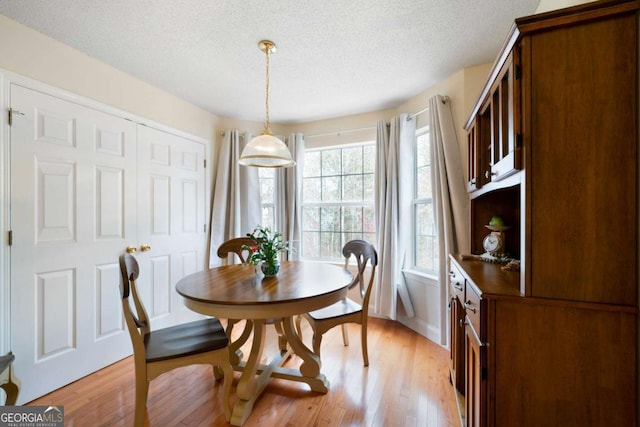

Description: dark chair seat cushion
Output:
[0,353,14,374]
[144,318,229,363]
[307,298,362,321]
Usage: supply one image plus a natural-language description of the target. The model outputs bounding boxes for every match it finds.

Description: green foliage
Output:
[242,225,291,266]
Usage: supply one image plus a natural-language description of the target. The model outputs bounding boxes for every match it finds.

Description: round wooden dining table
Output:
[176,260,353,426]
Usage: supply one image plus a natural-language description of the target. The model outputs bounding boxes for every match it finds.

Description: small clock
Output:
[482,225,511,259]
[483,232,504,255]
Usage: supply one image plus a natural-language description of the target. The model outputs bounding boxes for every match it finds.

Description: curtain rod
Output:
[220,126,381,139]
[219,131,244,137]
[407,95,449,121]
[219,100,446,139]
[305,124,386,139]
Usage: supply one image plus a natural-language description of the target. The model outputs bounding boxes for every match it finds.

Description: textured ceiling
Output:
[0,0,540,124]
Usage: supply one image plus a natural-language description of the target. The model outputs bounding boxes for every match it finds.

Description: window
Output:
[414,127,438,273]
[259,168,276,230]
[301,143,376,261]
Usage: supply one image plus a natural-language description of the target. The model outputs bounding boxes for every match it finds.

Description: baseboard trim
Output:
[396,313,443,348]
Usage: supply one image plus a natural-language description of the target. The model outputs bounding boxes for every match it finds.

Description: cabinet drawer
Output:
[449,261,465,301]
[464,283,481,334]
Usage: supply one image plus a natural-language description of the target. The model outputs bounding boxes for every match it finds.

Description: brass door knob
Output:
[140,244,152,252]
[125,245,137,254]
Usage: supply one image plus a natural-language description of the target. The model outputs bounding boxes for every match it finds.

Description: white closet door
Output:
[8,85,209,403]
[135,125,207,329]
[9,84,137,403]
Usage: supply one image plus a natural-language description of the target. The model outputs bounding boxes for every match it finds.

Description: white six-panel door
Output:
[135,125,207,329]
[9,84,207,403]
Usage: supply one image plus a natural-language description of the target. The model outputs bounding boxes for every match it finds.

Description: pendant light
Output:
[239,40,295,168]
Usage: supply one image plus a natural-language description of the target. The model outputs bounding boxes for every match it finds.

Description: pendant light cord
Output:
[264,45,271,134]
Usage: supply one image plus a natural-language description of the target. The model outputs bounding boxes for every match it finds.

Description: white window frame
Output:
[413,125,438,274]
[258,167,276,231]
[301,141,376,262]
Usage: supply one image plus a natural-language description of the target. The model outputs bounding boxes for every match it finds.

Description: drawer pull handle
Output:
[464,301,477,313]
[452,283,463,291]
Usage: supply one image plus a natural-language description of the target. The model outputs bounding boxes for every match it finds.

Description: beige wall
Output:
[280,62,491,155]
[535,0,596,13]
[396,63,492,178]
[287,108,395,149]
[0,14,217,141]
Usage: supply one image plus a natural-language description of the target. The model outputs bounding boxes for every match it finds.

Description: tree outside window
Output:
[259,168,275,230]
[414,127,438,273]
[301,143,375,261]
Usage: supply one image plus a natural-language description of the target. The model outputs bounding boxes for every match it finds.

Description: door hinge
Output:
[204,159,206,168]
[203,223,207,233]
[515,134,522,148]
[7,230,12,246]
[481,366,488,380]
[514,65,522,80]
[8,108,25,126]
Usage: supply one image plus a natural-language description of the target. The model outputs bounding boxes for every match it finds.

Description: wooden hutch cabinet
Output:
[449,1,639,426]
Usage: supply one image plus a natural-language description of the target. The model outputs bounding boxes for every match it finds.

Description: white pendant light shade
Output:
[239,133,296,167]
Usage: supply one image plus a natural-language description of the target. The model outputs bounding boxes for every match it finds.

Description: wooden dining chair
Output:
[0,352,19,405]
[296,240,378,366]
[118,254,233,426]
[216,237,263,359]
[217,237,256,265]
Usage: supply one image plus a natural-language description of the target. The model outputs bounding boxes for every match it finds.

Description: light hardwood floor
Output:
[28,317,459,426]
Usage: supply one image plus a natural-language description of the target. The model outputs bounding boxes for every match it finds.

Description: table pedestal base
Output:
[229,317,328,426]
